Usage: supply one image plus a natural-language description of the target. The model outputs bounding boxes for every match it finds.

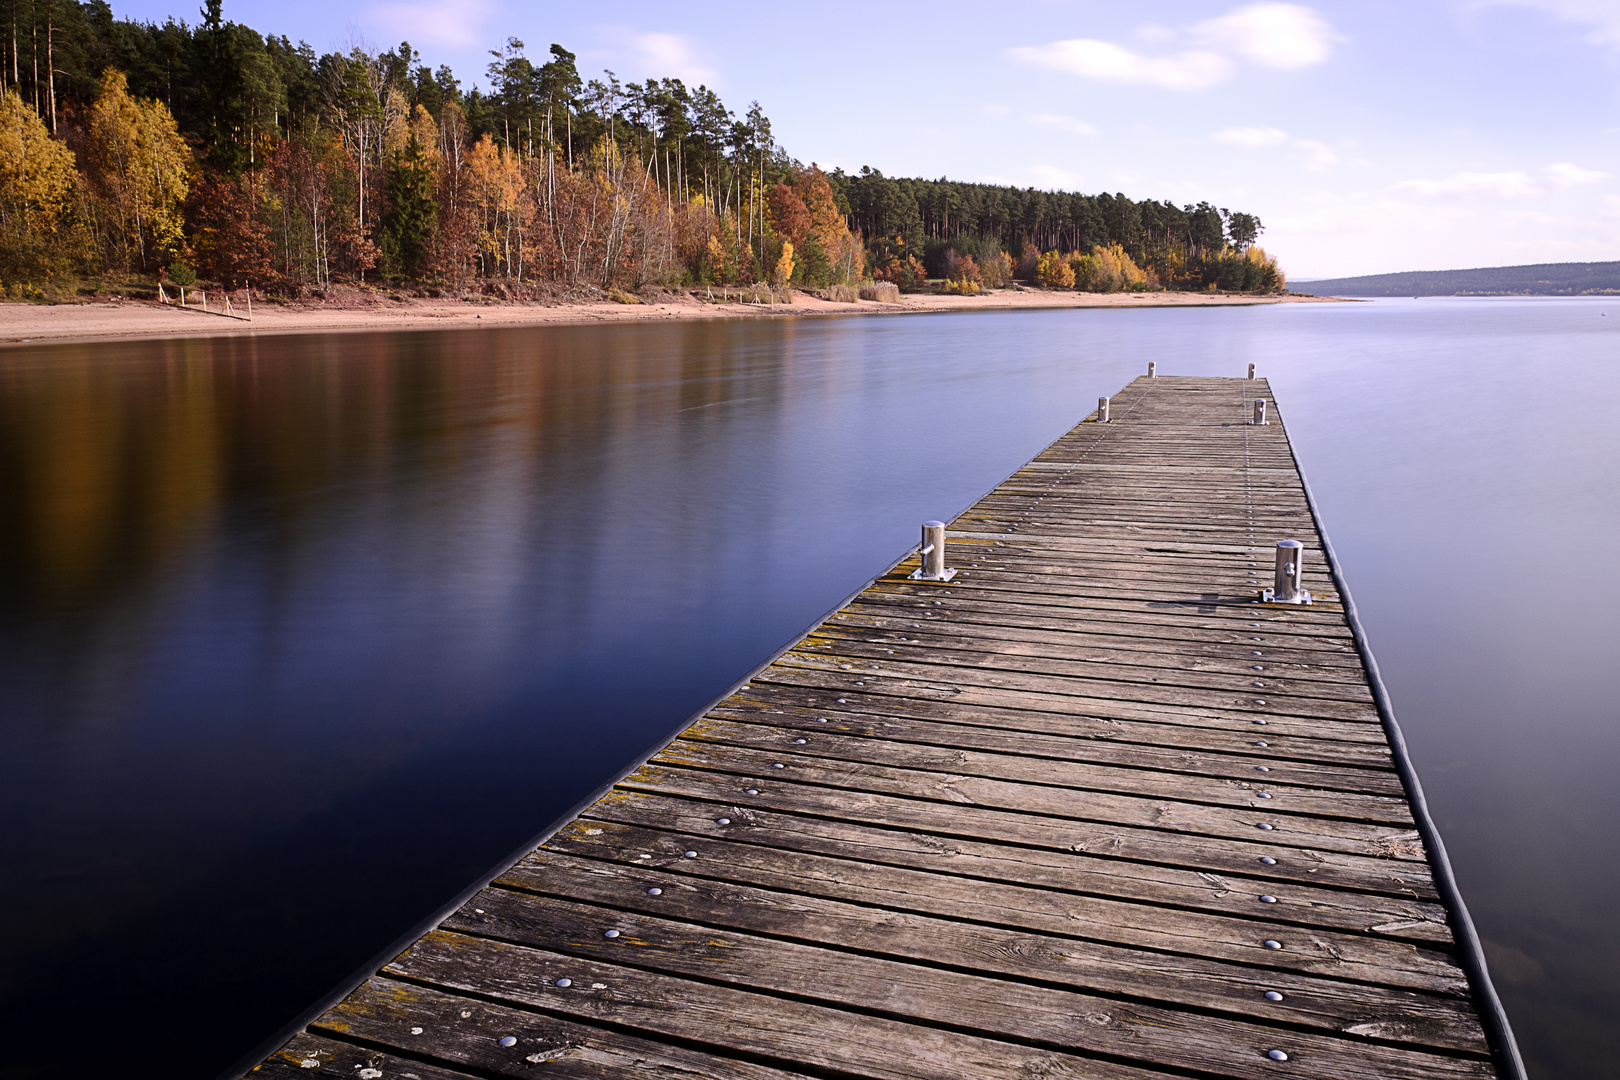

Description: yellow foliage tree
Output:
[0,89,81,281]
[773,241,795,287]
[1036,249,1074,289]
[1072,243,1151,292]
[86,70,191,271]
[464,134,531,279]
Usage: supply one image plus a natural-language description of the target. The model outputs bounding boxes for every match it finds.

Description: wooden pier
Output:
[245,376,1518,1080]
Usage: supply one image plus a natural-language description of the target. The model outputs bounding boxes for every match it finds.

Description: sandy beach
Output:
[0,287,1337,347]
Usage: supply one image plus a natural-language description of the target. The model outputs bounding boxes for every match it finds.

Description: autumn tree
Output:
[85,70,191,272]
[379,105,440,278]
[0,89,82,282]
[188,171,275,285]
[464,133,530,279]
[1035,250,1074,289]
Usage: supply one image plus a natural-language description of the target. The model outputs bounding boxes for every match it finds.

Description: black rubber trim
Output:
[214,389,1121,1080]
[1273,391,1528,1080]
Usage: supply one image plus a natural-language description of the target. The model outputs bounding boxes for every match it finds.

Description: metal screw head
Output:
[1254,719,1268,725]
[772,763,785,769]
[1257,792,1273,799]
[1258,823,1274,830]
[499,1036,517,1047]
[1254,699,1266,705]
[1265,991,1284,1001]
[836,698,847,703]
[816,718,828,722]
[1260,895,1278,904]
[1256,765,1270,771]
[1260,856,1277,865]
[794,738,807,744]
[1264,939,1283,949]
[1268,1050,1289,1061]
[647,888,662,895]
[744,789,758,795]
[684,851,697,858]
[555,979,572,988]
[716,818,730,825]
[1255,741,1268,747]
[603,930,620,939]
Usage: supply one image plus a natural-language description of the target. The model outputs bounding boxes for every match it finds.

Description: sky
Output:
[113,0,1620,278]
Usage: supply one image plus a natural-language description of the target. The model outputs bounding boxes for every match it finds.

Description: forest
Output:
[0,0,1285,299]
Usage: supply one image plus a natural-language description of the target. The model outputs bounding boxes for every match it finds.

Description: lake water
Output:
[1,299,1615,1079]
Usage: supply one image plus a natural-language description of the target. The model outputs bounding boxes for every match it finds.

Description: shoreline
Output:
[0,288,1340,347]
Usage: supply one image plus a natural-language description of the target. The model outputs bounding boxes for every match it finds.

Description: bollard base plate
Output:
[909,568,958,582]
[1260,588,1312,605]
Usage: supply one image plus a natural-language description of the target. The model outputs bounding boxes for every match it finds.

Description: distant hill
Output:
[1294,261,1620,296]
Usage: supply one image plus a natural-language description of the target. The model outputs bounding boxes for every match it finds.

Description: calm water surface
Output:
[1,300,1615,1079]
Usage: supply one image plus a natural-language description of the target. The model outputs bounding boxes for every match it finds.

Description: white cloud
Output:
[1392,171,1541,198]
[1481,1,1620,48]
[1010,39,1231,90]
[1028,113,1100,136]
[627,32,720,87]
[1009,4,1336,91]
[1391,163,1608,199]
[1195,3,1337,68]
[366,0,491,49]
[1212,128,1343,172]
[1544,161,1608,187]
[1296,139,1340,171]
[1213,125,1290,147]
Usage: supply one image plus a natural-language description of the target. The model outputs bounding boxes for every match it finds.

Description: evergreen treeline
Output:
[0,0,1283,298]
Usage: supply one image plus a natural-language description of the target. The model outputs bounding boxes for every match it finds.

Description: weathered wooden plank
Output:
[405,924,1490,1080]
[546,808,1456,958]
[775,638,1378,706]
[305,979,827,1080]
[385,934,1179,1080]
[618,763,1441,897]
[675,717,1414,824]
[645,740,1417,851]
[576,792,1444,932]
[706,699,1406,796]
[254,1034,481,1080]
[750,667,1386,738]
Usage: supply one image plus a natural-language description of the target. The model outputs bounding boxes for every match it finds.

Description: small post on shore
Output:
[910,521,957,581]
[245,281,253,322]
[1098,397,1110,423]
[1148,361,1156,378]
[1269,540,1305,603]
[1252,399,1267,425]
[1248,363,1256,379]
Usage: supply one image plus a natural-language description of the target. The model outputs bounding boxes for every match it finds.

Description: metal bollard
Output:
[1098,396,1110,423]
[910,520,957,581]
[1148,361,1156,378]
[1248,363,1255,379]
[1252,398,1268,425]
[1262,540,1311,604]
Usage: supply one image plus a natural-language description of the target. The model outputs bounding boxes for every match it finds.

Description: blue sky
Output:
[117,0,1620,278]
